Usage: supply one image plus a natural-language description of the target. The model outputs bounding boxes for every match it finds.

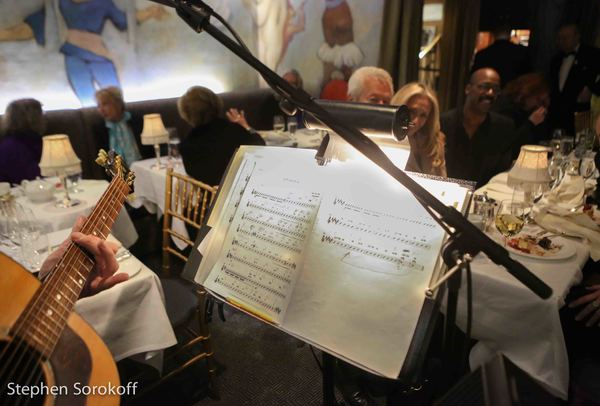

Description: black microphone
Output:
[303,100,411,142]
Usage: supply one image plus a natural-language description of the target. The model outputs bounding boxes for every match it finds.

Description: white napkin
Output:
[534,174,584,216]
[532,174,600,260]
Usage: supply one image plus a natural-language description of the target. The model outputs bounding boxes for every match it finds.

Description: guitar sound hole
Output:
[0,338,46,406]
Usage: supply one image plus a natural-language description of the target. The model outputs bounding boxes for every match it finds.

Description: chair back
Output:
[574,110,592,135]
[163,168,217,273]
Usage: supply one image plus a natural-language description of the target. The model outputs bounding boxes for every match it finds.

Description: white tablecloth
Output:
[2,228,177,369]
[15,179,138,248]
[259,128,325,149]
[466,172,588,398]
[129,159,189,249]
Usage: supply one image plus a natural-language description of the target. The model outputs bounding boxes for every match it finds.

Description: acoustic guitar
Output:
[0,150,135,406]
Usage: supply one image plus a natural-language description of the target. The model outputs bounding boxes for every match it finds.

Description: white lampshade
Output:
[507,145,552,189]
[39,134,82,177]
[141,113,169,145]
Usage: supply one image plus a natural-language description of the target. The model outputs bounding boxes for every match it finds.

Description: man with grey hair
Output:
[93,86,152,167]
[347,66,394,104]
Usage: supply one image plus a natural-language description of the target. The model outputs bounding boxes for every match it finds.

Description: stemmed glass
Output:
[68,172,84,193]
[495,200,526,245]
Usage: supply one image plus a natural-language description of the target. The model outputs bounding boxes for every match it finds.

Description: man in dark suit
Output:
[548,23,600,136]
[472,24,530,87]
[441,68,516,187]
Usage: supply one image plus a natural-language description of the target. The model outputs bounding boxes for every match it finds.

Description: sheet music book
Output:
[194,146,470,379]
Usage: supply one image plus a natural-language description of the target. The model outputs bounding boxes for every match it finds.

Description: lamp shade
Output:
[39,134,82,176]
[141,113,169,145]
[507,145,551,189]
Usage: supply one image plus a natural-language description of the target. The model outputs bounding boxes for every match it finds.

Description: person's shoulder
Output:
[489,111,514,128]
[440,108,459,123]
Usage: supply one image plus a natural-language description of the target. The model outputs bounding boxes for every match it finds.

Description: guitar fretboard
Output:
[13,177,130,358]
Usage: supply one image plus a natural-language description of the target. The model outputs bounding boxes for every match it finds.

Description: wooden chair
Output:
[574,110,592,135]
[150,168,219,399]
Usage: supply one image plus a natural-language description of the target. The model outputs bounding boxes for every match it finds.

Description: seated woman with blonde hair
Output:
[391,83,446,177]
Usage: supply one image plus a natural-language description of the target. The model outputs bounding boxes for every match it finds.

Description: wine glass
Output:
[273,115,285,132]
[68,172,83,193]
[495,200,526,244]
[580,152,596,180]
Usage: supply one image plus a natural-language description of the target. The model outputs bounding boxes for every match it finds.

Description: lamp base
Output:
[55,198,81,208]
[150,160,166,170]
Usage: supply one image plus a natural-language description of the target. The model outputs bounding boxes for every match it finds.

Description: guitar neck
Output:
[14,177,130,358]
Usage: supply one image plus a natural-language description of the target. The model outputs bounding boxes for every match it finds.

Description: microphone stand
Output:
[166,0,553,402]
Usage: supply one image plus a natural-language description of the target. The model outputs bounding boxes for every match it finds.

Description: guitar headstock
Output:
[95,149,135,188]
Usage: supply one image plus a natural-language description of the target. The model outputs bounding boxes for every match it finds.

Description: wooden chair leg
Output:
[197,287,220,399]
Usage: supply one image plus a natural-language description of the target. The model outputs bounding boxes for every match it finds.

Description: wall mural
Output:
[0,0,384,111]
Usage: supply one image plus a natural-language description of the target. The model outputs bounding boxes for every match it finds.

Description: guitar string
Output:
[0,177,128,400]
[13,183,126,402]
[15,181,127,400]
[0,179,124,401]
[3,180,126,404]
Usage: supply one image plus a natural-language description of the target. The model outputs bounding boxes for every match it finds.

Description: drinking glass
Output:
[168,128,181,165]
[21,227,49,272]
[273,115,285,132]
[560,137,574,156]
[548,155,564,188]
[580,152,596,179]
[68,172,83,193]
[287,117,297,136]
[495,200,526,243]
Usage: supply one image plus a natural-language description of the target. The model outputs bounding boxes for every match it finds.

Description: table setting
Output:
[458,142,600,399]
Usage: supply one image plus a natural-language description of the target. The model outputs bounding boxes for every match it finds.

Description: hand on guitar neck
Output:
[40,216,129,298]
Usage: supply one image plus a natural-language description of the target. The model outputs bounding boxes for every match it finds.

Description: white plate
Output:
[505,236,576,260]
[120,259,142,278]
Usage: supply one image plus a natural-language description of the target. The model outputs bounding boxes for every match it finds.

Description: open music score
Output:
[197,146,470,378]
[204,182,321,323]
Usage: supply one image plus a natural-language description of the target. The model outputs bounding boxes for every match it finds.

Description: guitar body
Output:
[0,253,120,406]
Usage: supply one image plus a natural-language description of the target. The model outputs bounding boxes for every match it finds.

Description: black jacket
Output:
[441,109,516,187]
[548,43,600,134]
[181,118,265,186]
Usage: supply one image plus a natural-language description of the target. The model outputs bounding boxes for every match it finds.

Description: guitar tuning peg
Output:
[126,172,136,187]
[95,149,108,167]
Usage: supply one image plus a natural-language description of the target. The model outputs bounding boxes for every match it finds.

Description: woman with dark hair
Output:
[0,98,45,184]
[178,86,265,186]
[493,73,550,157]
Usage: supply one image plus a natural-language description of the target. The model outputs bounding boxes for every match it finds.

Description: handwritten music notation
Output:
[312,194,442,276]
[205,182,321,323]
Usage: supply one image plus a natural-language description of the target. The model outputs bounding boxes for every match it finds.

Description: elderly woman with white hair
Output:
[391,82,446,177]
[179,86,265,186]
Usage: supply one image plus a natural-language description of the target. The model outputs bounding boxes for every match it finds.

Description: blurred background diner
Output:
[1,0,600,405]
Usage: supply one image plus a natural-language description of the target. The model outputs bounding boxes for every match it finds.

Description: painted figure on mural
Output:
[0,0,167,106]
[318,0,363,89]
[242,0,306,72]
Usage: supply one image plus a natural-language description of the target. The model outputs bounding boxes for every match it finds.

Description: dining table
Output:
[459,171,590,399]
[13,179,138,248]
[0,228,177,370]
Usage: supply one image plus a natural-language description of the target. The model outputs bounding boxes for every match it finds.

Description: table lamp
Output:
[38,134,82,208]
[507,145,552,214]
[141,113,169,170]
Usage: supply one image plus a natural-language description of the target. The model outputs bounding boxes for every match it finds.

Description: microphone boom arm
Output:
[167,0,552,299]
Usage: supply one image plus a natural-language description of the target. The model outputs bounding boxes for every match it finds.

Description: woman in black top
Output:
[178,86,265,186]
